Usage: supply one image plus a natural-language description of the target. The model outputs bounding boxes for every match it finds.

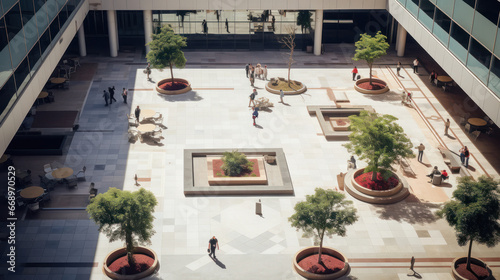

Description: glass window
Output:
[488,56,500,98]
[436,0,455,16]
[39,29,51,55]
[406,0,419,16]
[452,0,475,31]
[14,57,30,92]
[472,0,500,51]
[0,75,17,122]
[27,42,41,74]
[494,28,500,57]
[419,0,435,30]
[467,38,491,83]
[433,8,451,45]
[0,17,13,79]
[58,5,68,27]
[0,0,18,18]
[397,0,407,5]
[20,0,40,52]
[449,22,470,63]
[49,15,60,40]
[4,3,28,69]
[35,0,50,37]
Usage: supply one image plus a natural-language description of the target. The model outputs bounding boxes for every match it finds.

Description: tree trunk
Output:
[369,63,373,85]
[317,231,324,264]
[371,170,377,181]
[126,232,135,266]
[466,239,473,271]
[170,62,174,85]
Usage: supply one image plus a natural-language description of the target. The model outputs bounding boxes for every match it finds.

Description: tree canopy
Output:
[289,188,358,264]
[221,150,253,176]
[87,188,157,266]
[296,11,312,34]
[343,111,414,181]
[146,25,187,83]
[436,176,500,270]
[353,31,389,85]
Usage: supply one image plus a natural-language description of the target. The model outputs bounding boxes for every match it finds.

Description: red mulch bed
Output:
[159,81,188,90]
[298,253,345,274]
[357,81,386,90]
[355,171,399,191]
[455,263,490,280]
[212,159,260,177]
[108,253,154,275]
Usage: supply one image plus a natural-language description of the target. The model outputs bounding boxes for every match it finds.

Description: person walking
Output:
[464,146,470,167]
[249,89,257,107]
[122,88,128,104]
[252,107,259,126]
[350,155,357,169]
[102,90,110,106]
[413,59,419,74]
[263,65,268,80]
[202,19,208,34]
[351,66,358,81]
[396,62,401,76]
[459,147,465,164]
[416,143,425,162]
[208,236,219,259]
[146,63,151,81]
[245,63,250,78]
[401,90,407,104]
[272,15,275,30]
[135,106,141,122]
[279,89,284,103]
[407,91,413,104]
[108,86,117,104]
[444,118,450,135]
[249,67,255,86]
[225,18,229,33]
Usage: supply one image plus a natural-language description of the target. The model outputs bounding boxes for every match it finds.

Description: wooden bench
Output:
[333,91,349,103]
[398,157,415,176]
[438,146,461,173]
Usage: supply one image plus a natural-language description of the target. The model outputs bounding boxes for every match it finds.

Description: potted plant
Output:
[87,188,159,279]
[436,176,499,280]
[352,31,390,93]
[146,25,191,95]
[289,188,358,279]
[343,111,413,203]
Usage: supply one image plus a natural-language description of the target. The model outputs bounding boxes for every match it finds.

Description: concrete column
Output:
[144,10,153,54]
[313,9,323,56]
[77,25,87,57]
[396,23,407,57]
[114,10,119,51]
[107,10,118,57]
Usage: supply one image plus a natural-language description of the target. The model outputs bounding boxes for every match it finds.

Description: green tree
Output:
[87,188,157,267]
[289,188,358,264]
[146,25,187,85]
[436,176,500,271]
[353,31,389,85]
[221,150,253,176]
[296,11,312,34]
[343,111,414,181]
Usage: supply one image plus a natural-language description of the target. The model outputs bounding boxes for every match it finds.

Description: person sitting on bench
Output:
[426,166,441,182]
[441,170,448,180]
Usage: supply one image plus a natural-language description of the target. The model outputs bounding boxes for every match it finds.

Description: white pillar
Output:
[77,25,86,57]
[143,10,153,54]
[114,11,119,51]
[396,23,407,57]
[314,9,323,56]
[107,10,118,57]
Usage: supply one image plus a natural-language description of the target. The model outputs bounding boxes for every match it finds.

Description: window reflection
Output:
[467,38,491,83]
[452,0,475,31]
[433,8,451,45]
[472,0,500,50]
[419,0,435,30]
[488,56,500,98]
[449,22,469,63]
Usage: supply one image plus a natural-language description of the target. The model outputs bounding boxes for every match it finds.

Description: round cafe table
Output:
[20,186,45,199]
[52,167,74,179]
[50,77,66,84]
[0,154,10,164]
[38,91,48,99]
[437,76,453,83]
[468,118,487,127]
[141,109,156,120]
[137,124,156,134]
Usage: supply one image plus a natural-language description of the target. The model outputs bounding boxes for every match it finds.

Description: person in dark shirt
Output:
[208,236,219,258]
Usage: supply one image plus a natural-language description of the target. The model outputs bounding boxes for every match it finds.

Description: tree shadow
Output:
[158,90,203,102]
[211,256,226,269]
[438,182,453,188]
[373,198,441,224]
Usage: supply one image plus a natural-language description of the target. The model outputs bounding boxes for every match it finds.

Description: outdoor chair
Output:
[28,202,40,212]
[76,166,86,181]
[464,123,471,134]
[153,130,162,138]
[127,114,137,127]
[128,129,139,142]
[62,60,76,74]
[64,175,78,188]
[471,131,480,141]
[16,197,25,208]
[43,163,52,173]
[459,117,466,126]
[483,116,490,122]
[486,127,494,136]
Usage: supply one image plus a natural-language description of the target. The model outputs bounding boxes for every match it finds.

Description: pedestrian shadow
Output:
[254,124,263,129]
[445,134,456,140]
[211,257,226,269]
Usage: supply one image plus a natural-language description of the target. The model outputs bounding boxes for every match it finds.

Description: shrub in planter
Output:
[221,150,253,177]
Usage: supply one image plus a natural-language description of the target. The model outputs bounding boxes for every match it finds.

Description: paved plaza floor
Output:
[2,47,500,280]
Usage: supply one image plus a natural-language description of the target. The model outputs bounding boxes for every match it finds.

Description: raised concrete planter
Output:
[344,168,410,204]
[354,78,389,94]
[293,247,350,280]
[156,78,191,95]
[266,78,307,95]
[207,156,268,185]
[103,247,159,280]
[451,257,492,280]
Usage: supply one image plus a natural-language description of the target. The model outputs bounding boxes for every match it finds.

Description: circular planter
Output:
[344,168,410,204]
[451,257,492,280]
[103,246,159,280]
[266,78,307,95]
[293,247,350,280]
[354,78,389,94]
[156,78,192,95]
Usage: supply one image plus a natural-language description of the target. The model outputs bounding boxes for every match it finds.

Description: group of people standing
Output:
[102,86,127,106]
[246,63,268,86]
